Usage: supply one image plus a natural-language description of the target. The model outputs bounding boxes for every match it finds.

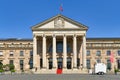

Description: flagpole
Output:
[59,4,63,14]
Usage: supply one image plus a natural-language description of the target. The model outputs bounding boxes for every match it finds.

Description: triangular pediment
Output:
[32,14,88,31]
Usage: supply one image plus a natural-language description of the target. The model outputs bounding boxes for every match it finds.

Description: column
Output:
[83,35,86,68]
[63,35,67,69]
[80,42,83,69]
[36,39,40,69]
[42,35,47,68]
[33,35,37,68]
[52,35,57,68]
[73,35,77,69]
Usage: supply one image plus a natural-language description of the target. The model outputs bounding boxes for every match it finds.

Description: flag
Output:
[60,4,63,12]
[110,52,114,63]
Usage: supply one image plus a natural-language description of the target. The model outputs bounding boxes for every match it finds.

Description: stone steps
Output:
[33,69,88,74]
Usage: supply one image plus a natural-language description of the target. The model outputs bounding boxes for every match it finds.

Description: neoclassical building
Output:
[32,14,88,73]
[0,14,120,73]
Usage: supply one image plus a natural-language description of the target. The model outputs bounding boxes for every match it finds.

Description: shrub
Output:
[11,69,15,72]
[0,65,3,70]
[115,69,119,72]
[9,64,15,70]
[0,69,4,73]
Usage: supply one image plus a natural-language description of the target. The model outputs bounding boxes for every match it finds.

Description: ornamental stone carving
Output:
[54,17,64,28]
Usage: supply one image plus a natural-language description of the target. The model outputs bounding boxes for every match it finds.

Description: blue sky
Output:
[0,0,120,38]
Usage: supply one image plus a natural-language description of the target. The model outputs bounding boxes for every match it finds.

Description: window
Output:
[67,44,72,53]
[96,59,101,63]
[20,51,24,56]
[86,59,91,69]
[48,44,52,53]
[117,59,120,69]
[30,51,33,57]
[20,60,23,64]
[29,50,33,69]
[20,60,24,70]
[96,50,101,56]
[10,51,14,56]
[48,42,72,54]
[107,59,111,70]
[56,42,63,53]
[87,50,90,56]
[29,59,33,69]
[9,60,14,64]
[118,50,120,56]
[0,51,3,56]
[107,50,111,56]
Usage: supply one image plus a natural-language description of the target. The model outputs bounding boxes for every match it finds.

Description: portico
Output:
[32,14,88,73]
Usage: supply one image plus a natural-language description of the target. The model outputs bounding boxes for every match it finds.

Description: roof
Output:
[87,38,120,40]
[0,38,120,41]
[31,14,88,31]
[0,38,33,41]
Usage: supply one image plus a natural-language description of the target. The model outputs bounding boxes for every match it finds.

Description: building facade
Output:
[0,39,33,71]
[0,14,120,73]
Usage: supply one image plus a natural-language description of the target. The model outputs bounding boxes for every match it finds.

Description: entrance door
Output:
[57,57,63,69]
[48,58,52,69]
[117,59,120,69]
[67,57,71,69]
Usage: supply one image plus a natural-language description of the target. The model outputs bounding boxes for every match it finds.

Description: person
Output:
[35,67,37,72]
[80,64,83,70]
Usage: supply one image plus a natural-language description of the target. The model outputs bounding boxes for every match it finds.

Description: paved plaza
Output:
[0,74,120,80]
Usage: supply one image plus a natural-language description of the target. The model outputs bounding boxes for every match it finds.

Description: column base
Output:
[62,67,67,71]
[73,67,78,70]
[41,67,47,70]
[81,67,88,72]
[63,67,67,69]
[52,67,57,70]
[52,67,57,69]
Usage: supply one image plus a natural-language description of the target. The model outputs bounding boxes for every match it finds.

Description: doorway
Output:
[67,57,72,69]
[48,58,52,69]
[57,57,63,69]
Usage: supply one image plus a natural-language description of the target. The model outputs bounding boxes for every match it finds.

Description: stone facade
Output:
[0,15,120,73]
[0,39,33,71]
[87,38,120,72]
